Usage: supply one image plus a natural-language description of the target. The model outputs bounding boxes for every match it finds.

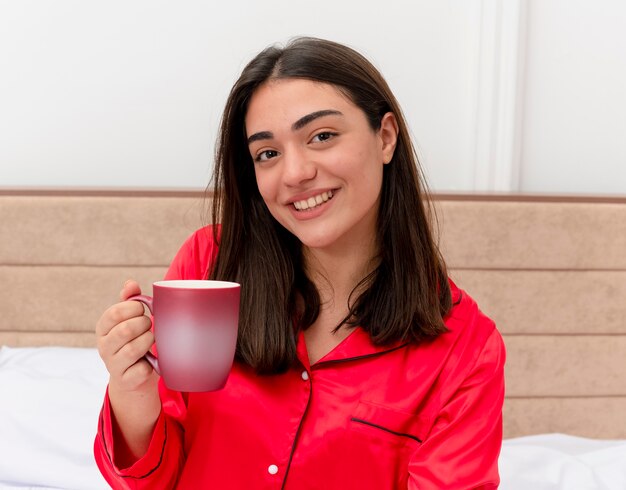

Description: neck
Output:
[303,236,379,308]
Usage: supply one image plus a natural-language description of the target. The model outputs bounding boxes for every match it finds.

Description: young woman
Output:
[95,37,505,489]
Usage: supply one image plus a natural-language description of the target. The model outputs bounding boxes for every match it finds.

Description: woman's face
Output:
[245,78,397,255]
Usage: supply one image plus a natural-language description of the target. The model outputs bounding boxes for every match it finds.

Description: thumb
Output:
[120,279,142,301]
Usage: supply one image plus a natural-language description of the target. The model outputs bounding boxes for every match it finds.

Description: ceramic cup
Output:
[129,280,240,392]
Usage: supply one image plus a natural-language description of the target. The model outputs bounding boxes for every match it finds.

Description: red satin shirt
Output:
[94,226,506,489]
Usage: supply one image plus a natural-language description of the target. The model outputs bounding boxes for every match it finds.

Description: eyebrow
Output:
[292,109,343,131]
[246,109,343,145]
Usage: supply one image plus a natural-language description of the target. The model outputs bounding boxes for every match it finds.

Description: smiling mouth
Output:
[293,190,334,211]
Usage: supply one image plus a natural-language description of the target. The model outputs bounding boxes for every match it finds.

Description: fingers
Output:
[106,322,155,379]
[97,313,156,390]
[96,299,146,338]
[96,279,159,393]
[120,279,142,301]
[98,314,152,360]
[96,279,152,375]
[116,355,157,391]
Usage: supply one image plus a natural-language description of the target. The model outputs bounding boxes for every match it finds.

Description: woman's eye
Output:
[311,132,337,143]
[255,149,279,162]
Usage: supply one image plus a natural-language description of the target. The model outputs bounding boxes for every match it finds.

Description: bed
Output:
[1,190,625,489]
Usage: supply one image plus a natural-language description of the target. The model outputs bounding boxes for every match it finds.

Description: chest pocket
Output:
[349,400,431,446]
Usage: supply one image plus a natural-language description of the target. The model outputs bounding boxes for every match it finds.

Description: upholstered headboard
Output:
[2,190,625,439]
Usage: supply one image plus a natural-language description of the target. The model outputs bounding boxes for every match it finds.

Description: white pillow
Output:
[0,346,109,490]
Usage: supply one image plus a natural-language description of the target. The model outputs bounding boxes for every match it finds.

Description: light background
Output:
[0,0,625,194]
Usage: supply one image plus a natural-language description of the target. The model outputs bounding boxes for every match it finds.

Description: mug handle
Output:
[127,294,160,375]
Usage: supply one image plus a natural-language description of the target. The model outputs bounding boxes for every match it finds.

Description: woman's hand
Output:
[96,279,157,393]
[95,279,161,466]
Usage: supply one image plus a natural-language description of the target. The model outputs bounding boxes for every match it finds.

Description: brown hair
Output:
[210,37,451,374]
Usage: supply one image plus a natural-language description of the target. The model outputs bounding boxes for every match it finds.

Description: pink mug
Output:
[129,280,240,392]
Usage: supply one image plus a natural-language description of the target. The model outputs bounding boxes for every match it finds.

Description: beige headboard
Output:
[2,190,625,439]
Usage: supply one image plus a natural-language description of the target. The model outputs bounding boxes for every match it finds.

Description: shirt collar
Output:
[296,326,408,369]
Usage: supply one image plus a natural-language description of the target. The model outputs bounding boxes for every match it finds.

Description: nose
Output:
[281,147,317,187]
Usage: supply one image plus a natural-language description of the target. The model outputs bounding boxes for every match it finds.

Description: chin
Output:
[277,216,348,251]
[292,230,342,251]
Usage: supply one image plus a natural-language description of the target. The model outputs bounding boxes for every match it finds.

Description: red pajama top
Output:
[94,226,506,489]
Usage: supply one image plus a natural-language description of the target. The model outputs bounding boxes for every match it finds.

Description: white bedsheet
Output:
[0,346,108,490]
[500,434,626,489]
[0,346,624,489]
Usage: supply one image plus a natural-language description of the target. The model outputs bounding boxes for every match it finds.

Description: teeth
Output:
[293,190,333,211]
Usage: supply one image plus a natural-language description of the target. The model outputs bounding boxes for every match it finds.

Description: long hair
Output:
[210,37,451,374]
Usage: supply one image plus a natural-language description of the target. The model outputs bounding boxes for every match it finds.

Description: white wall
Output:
[1,0,625,195]
[0,0,481,191]
[520,0,626,194]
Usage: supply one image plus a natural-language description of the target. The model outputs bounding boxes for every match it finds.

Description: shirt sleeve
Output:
[94,227,217,489]
[163,226,218,282]
[407,327,506,490]
[93,388,185,489]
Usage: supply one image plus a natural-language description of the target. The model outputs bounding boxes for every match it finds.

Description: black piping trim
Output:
[280,371,313,490]
[315,342,410,366]
[100,409,167,480]
[350,417,423,443]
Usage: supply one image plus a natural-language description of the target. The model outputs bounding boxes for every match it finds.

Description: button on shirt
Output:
[94,227,506,489]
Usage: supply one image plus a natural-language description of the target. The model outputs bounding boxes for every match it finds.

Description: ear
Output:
[379,112,399,164]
